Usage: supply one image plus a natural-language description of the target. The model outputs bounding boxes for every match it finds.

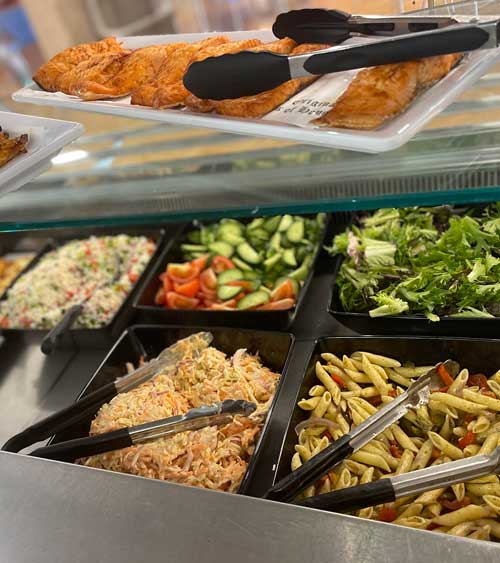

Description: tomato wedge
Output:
[377,507,398,522]
[271,280,296,301]
[154,287,165,305]
[437,364,454,386]
[442,497,471,511]
[191,254,209,271]
[174,278,200,298]
[211,255,235,273]
[469,373,489,390]
[257,298,295,311]
[210,299,237,310]
[200,267,217,294]
[165,291,199,310]
[166,262,199,284]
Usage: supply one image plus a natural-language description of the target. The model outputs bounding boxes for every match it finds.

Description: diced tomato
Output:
[469,373,489,390]
[166,262,199,284]
[257,298,295,311]
[481,390,496,398]
[128,271,139,283]
[458,430,475,449]
[389,442,402,458]
[165,291,199,310]
[377,507,398,522]
[464,414,475,424]
[368,395,382,406]
[428,523,441,531]
[388,389,398,398]
[437,364,454,386]
[191,254,209,271]
[211,256,235,273]
[154,287,165,305]
[329,372,347,389]
[1,317,10,328]
[322,430,332,441]
[200,268,217,294]
[442,497,471,512]
[174,278,200,298]
[271,280,296,301]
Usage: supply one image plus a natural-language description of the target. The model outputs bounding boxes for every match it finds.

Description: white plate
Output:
[12,30,500,153]
[0,111,83,195]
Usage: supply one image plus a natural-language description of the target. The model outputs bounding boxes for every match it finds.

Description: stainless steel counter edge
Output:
[1,451,499,563]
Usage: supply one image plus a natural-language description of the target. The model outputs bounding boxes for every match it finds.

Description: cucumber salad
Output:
[0,235,156,329]
[156,214,326,311]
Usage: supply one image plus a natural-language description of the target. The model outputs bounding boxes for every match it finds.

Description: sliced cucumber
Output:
[232,257,252,271]
[251,228,269,241]
[217,285,243,301]
[242,271,259,281]
[219,231,245,246]
[181,243,207,253]
[282,248,297,267]
[269,232,281,252]
[287,220,304,243]
[187,231,202,244]
[217,268,243,285]
[208,241,234,258]
[200,227,215,246]
[263,216,281,233]
[246,218,265,232]
[289,258,311,282]
[264,252,282,271]
[237,242,261,265]
[278,214,293,233]
[190,251,208,259]
[237,290,270,310]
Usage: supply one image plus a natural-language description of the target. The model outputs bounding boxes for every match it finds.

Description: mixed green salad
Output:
[327,204,500,320]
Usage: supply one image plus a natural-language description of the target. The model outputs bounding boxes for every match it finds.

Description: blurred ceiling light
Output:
[51,150,88,165]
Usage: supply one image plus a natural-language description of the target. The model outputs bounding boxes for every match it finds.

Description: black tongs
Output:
[184,18,500,100]
[29,399,256,462]
[297,447,500,513]
[264,360,459,502]
[2,332,213,453]
[273,9,457,44]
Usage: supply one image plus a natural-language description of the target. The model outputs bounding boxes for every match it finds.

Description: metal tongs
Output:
[264,360,459,502]
[2,332,213,453]
[28,399,256,462]
[297,447,500,513]
[184,12,500,100]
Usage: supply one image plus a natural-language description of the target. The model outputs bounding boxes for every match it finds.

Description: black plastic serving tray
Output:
[49,324,295,495]
[272,335,500,485]
[0,226,178,349]
[328,213,500,337]
[134,214,344,330]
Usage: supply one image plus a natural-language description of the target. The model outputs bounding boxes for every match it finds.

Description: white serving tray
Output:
[12,30,500,153]
[0,111,83,195]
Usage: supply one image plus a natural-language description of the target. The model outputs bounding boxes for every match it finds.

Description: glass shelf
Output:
[3,2,500,231]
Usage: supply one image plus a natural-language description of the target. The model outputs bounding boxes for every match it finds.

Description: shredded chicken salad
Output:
[80,341,280,493]
[0,235,156,329]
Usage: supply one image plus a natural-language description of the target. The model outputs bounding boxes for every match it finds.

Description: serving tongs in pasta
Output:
[297,446,500,514]
[272,9,457,44]
[265,360,459,502]
[28,399,256,462]
[2,332,213,453]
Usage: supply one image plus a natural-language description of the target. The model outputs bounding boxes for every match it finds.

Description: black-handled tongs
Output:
[297,447,500,513]
[2,332,213,453]
[264,360,459,502]
[272,9,457,44]
[184,19,500,100]
[29,399,256,462]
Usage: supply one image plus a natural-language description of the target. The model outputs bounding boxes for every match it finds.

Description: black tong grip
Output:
[296,478,395,513]
[41,304,83,355]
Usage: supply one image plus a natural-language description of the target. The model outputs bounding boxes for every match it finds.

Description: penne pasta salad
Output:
[291,350,500,543]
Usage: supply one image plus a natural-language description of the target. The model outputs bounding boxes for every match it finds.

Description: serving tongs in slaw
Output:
[28,399,256,462]
[2,331,213,453]
[264,360,459,502]
[297,446,500,514]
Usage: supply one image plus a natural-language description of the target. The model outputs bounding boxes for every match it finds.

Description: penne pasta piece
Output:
[298,396,321,411]
[386,369,412,387]
[340,391,360,400]
[395,449,414,476]
[394,366,433,378]
[391,424,419,453]
[398,503,423,519]
[301,425,327,438]
[340,399,348,412]
[360,466,375,485]
[433,505,494,527]
[448,369,468,396]
[291,451,302,471]
[362,443,399,470]
[479,432,499,455]
[424,503,442,518]
[345,460,368,476]
[429,393,484,414]
[358,507,374,519]
[335,412,350,434]
[343,368,372,385]
[394,494,417,509]
[321,352,344,369]
[362,355,389,395]
[483,495,500,516]
[352,351,401,368]
[295,444,312,462]
[469,475,499,485]
[349,476,359,487]
[350,408,366,427]
[452,483,465,502]
[303,485,315,498]
[393,516,430,529]
[350,397,378,416]
[446,521,477,537]
[312,391,332,418]
[487,379,500,398]
[373,364,389,380]
[463,444,481,457]
[439,415,454,441]
[415,488,446,505]
[309,384,326,397]
[359,386,380,398]
[349,357,364,372]
[466,482,500,497]
[342,355,358,372]
[463,389,500,411]
[490,370,500,384]
[318,477,331,495]
[350,451,391,472]
[428,400,459,419]
[316,362,342,405]
[452,426,467,438]
[477,518,500,539]
[467,526,491,541]
[335,467,351,490]
[411,439,434,471]
[428,431,463,460]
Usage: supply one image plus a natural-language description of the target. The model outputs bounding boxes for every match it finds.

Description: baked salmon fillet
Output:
[185,42,330,119]
[0,129,28,168]
[313,53,462,130]
[33,37,127,92]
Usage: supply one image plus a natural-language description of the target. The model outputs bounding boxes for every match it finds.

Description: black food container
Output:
[50,324,295,495]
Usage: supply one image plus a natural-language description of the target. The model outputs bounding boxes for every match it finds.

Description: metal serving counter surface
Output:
[2,450,500,563]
